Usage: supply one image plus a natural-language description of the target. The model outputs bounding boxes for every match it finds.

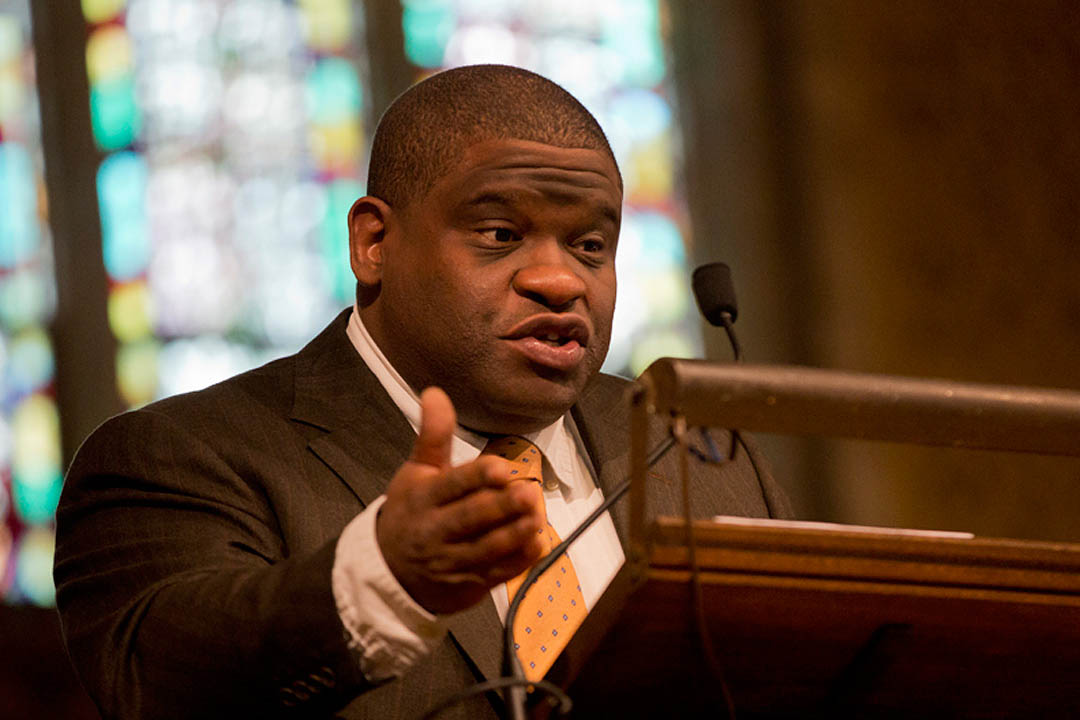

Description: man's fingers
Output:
[424,513,546,581]
[437,480,543,541]
[410,387,456,469]
[426,455,514,506]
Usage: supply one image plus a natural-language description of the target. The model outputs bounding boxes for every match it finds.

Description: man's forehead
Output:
[460,137,618,173]
[438,137,622,216]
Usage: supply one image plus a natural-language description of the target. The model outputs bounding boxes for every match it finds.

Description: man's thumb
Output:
[411,386,456,468]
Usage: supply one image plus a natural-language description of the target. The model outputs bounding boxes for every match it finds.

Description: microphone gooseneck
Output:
[692,262,741,363]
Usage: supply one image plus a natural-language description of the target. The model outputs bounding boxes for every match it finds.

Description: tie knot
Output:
[482,436,542,481]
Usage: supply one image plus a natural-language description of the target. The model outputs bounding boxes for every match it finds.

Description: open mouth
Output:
[537,333,573,346]
[508,336,585,372]
[502,315,590,372]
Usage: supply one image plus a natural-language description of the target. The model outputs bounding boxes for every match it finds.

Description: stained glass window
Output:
[84,0,371,407]
[0,0,61,606]
[401,0,702,376]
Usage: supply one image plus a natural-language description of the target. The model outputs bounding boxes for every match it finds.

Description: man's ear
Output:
[348,195,394,286]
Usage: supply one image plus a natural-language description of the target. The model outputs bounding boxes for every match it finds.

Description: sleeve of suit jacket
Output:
[54,368,382,718]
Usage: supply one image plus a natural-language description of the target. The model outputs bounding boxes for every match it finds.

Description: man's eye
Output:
[481,228,518,244]
[578,238,605,253]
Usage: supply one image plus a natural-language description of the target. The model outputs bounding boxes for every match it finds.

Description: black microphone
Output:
[692,262,741,362]
[692,262,738,326]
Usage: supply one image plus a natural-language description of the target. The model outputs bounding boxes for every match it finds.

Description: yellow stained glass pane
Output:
[299,0,353,52]
[0,65,24,129]
[86,25,133,85]
[310,120,363,176]
[628,136,674,205]
[12,393,60,478]
[81,0,127,25]
[116,339,160,407]
[108,280,153,343]
[15,525,55,606]
[630,329,695,376]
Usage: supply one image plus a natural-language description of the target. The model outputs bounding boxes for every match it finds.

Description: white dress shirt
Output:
[331,304,624,681]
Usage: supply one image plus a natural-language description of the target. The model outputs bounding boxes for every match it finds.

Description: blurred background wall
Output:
[670,0,1080,541]
[1,0,1078,716]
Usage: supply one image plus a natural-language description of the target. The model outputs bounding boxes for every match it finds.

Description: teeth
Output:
[545,333,560,341]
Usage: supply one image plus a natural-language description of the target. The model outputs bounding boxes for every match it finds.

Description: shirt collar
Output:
[345,303,581,491]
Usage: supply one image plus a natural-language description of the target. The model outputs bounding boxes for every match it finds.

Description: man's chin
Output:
[457,385,583,435]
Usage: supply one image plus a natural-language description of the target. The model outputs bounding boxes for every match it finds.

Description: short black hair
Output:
[367,64,619,210]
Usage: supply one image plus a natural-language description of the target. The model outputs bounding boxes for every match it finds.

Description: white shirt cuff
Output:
[332,495,448,681]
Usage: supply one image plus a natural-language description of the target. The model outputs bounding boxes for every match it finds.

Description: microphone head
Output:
[692,262,738,326]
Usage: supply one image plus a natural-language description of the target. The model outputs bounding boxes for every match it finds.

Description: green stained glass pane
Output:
[402,0,456,68]
[81,0,127,25]
[116,337,160,407]
[89,74,141,151]
[306,57,362,126]
[0,142,39,269]
[97,152,149,280]
[12,467,62,525]
[321,179,364,304]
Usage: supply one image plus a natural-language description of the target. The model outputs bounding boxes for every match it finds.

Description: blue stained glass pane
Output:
[402,0,456,68]
[633,212,685,267]
[306,57,362,126]
[600,0,664,87]
[608,89,671,143]
[97,152,149,280]
[6,328,54,395]
[0,142,40,269]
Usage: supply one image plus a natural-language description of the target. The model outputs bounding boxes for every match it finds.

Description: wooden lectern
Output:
[543,361,1080,718]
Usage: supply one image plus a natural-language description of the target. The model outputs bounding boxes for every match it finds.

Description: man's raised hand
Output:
[375,387,546,614]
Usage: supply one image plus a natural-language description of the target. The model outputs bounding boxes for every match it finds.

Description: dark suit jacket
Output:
[54,310,791,719]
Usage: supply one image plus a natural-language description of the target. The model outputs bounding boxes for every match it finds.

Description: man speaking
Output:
[54,65,790,719]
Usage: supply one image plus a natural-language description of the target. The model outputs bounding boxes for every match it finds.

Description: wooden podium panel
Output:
[549,518,1080,718]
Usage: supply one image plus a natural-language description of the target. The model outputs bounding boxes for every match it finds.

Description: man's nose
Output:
[512,256,587,311]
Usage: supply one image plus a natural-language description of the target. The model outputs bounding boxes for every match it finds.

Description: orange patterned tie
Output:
[482,436,587,681]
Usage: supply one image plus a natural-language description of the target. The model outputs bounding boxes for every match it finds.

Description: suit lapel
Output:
[288,310,504,682]
[290,311,413,506]
[573,374,686,552]
[443,599,505,683]
[571,376,634,549]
